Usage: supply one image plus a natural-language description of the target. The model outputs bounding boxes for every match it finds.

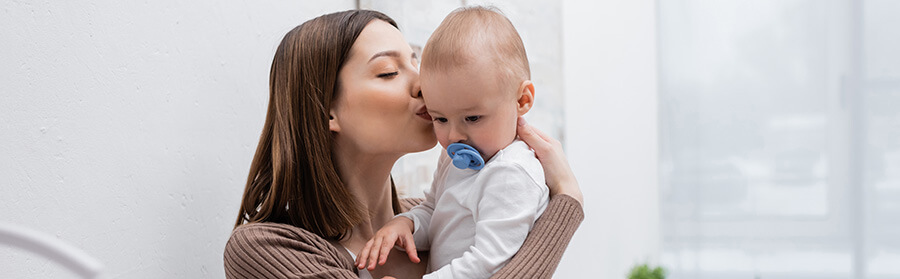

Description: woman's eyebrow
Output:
[369,50,400,63]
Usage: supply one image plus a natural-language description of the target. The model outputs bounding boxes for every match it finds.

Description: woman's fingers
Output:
[517,116,561,162]
[517,117,551,154]
[522,116,554,142]
[515,116,584,205]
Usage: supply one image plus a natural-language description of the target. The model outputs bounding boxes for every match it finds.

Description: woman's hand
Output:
[356,216,420,271]
[516,117,584,206]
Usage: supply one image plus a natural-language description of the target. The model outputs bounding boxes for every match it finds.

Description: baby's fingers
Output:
[401,233,420,263]
[367,237,384,270]
[357,239,375,269]
[377,234,398,265]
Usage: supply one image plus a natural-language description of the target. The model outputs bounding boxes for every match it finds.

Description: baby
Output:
[357,6,548,279]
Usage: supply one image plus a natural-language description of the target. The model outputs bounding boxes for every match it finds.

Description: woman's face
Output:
[331,20,436,156]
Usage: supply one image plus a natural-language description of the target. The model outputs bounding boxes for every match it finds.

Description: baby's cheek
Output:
[433,128,450,149]
[480,134,506,159]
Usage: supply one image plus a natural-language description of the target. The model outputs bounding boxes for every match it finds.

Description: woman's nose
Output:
[410,71,421,98]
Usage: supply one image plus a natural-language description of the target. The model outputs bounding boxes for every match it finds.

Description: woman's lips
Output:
[416,110,432,121]
[416,107,432,121]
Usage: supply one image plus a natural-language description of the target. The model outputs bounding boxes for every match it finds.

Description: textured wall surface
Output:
[561,0,661,278]
[0,1,629,278]
[0,1,354,278]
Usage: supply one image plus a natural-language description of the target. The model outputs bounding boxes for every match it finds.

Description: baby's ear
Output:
[516,80,535,116]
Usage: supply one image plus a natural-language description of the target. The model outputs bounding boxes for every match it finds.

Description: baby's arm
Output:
[397,192,435,251]
[356,215,419,271]
[357,191,436,271]
[357,152,450,270]
[426,163,548,279]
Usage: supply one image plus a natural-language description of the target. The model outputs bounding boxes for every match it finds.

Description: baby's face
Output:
[421,61,520,162]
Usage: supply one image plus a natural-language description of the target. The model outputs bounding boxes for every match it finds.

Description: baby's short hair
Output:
[422,6,530,84]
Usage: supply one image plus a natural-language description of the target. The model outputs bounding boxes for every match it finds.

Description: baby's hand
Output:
[356,216,420,271]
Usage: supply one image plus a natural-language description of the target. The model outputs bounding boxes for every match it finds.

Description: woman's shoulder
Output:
[226,222,343,257]
[228,222,326,246]
[224,222,357,278]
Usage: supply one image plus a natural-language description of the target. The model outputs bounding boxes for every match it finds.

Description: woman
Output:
[224,10,583,279]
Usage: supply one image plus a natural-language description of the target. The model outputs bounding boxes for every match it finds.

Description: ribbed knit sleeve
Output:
[491,194,584,279]
[223,196,582,279]
[400,198,424,212]
[224,222,358,279]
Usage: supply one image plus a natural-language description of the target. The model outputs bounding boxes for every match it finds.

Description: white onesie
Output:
[398,140,549,279]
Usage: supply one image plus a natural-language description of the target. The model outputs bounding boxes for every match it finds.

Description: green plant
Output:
[627,263,666,279]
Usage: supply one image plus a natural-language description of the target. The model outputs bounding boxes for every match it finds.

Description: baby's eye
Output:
[377,72,398,78]
[465,116,481,122]
[434,117,448,123]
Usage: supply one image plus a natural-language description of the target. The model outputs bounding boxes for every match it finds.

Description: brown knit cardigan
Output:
[224,194,583,278]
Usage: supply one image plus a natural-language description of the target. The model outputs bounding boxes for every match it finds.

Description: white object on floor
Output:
[0,222,103,278]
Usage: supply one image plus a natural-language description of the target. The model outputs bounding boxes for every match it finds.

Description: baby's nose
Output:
[449,128,467,144]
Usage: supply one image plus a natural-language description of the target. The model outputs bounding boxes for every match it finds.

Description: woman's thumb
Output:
[517,116,542,143]
[516,116,533,138]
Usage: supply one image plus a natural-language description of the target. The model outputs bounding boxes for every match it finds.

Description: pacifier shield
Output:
[447,143,484,170]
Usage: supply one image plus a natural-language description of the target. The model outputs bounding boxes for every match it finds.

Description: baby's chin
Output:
[476,147,501,162]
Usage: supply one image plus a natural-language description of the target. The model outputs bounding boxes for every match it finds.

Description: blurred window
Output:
[658,1,900,278]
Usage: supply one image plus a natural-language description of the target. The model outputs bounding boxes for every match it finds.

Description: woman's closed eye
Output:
[377,71,398,78]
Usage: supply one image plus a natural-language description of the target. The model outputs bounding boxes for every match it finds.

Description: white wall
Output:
[1,1,662,278]
[0,1,354,278]
[558,0,661,278]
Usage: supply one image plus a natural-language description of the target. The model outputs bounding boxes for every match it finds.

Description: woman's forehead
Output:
[350,20,411,62]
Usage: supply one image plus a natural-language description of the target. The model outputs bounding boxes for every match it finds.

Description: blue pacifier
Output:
[447,143,485,170]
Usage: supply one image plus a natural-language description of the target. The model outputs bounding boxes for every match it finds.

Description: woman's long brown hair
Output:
[234,10,402,241]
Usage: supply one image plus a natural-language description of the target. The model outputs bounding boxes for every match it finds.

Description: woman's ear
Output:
[328,110,340,132]
[516,80,535,116]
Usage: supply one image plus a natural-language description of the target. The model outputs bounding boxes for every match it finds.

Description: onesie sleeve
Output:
[490,194,583,279]
[425,162,549,279]
[396,151,452,250]
[397,190,435,250]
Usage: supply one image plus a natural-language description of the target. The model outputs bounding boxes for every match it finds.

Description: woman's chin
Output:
[409,133,438,153]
